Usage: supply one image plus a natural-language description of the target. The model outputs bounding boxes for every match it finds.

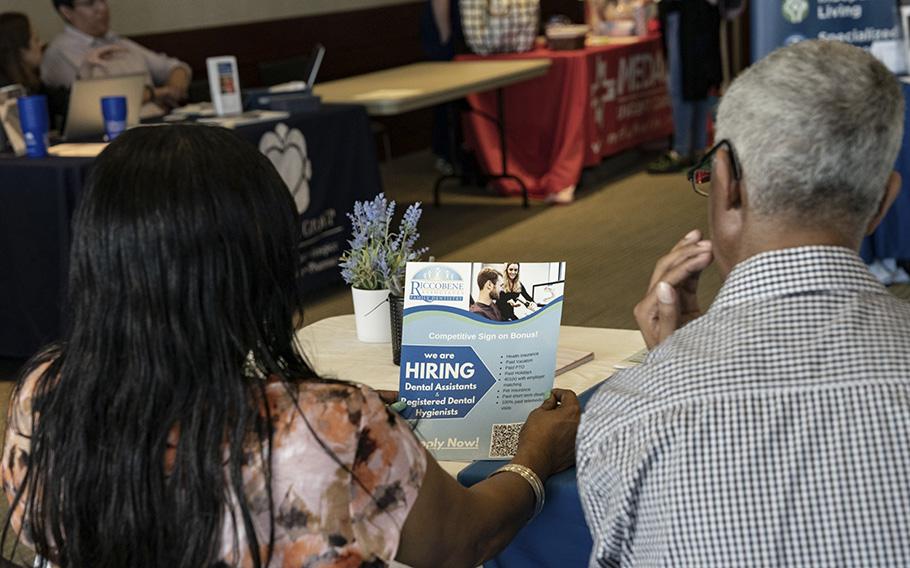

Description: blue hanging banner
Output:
[751,0,901,62]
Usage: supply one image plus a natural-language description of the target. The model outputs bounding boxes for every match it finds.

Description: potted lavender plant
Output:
[339,193,427,347]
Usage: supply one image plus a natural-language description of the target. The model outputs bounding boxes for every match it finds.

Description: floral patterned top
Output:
[1,366,427,567]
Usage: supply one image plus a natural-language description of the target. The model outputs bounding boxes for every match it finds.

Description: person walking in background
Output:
[420,0,465,174]
[497,262,537,321]
[579,40,910,564]
[647,0,721,174]
[42,0,191,112]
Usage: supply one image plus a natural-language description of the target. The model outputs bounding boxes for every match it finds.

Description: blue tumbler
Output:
[100,95,127,141]
[17,95,49,158]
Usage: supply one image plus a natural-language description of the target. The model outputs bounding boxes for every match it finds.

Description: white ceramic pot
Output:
[351,287,392,343]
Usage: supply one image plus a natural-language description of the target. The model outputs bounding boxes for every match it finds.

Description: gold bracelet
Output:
[489,463,545,520]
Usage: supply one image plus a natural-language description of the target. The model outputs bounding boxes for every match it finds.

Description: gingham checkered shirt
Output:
[577,246,910,566]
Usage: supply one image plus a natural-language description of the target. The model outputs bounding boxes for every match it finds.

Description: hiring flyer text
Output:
[398,262,566,461]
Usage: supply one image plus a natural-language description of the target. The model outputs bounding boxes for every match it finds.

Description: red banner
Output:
[459,36,672,201]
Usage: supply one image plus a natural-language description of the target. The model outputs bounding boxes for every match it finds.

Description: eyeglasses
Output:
[686,139,741,197]
[72,0,107,9]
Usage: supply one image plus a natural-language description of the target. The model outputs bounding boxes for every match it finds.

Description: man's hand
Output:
[150,67,191,110]
[152,85,185,109]
[83,45,127,66]
[633,229,713,349]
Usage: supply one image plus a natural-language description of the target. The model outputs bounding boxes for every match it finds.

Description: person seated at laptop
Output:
[0,12,69,128]
[41,0,191,111]
[0,124,579,567]
[471,267,504,321]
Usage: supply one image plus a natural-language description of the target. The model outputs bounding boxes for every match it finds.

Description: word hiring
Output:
[404,351,474,380]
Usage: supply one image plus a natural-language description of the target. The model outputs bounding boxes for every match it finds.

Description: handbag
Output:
[460,0,540,55]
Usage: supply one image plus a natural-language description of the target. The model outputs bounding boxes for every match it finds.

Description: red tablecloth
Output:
[458,36,672,201]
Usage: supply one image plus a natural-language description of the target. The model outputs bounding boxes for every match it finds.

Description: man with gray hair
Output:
[577,40,909,565]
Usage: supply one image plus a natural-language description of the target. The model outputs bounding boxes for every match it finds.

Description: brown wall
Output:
[125,0,616,158]
[131,2,431,158]
[133,3,424,88]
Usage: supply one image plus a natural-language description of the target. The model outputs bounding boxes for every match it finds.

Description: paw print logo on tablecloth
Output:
[259,123,312,214]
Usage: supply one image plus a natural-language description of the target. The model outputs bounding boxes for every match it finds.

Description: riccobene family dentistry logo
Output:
[409,266,466,303]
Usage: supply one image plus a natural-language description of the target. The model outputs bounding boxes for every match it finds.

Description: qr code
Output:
[489,422,523,458]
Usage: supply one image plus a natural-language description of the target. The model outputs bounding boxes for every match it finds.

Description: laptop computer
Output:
[531,280,565,306]
[257,43,326,90]
[63,74,145,140]
[244,45,325,113]
[304,43,326,90]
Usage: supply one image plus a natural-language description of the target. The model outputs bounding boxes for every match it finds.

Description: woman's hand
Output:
[376,389,399,404]
[397,388,581,567]
[512,389,580,479]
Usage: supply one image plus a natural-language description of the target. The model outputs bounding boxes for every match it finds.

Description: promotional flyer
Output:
[398,262,566,461]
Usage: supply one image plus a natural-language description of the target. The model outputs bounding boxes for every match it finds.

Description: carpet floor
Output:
[0,148,906,562]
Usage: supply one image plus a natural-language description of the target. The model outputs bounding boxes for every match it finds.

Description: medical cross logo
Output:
[590,56,617,130]
[590,56,616,154]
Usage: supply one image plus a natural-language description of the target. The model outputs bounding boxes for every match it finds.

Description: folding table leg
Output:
[433,102,463,207]
[434,88,530,208]
[492,87,530,208]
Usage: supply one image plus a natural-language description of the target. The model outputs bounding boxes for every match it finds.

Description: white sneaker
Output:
[882,258,910,284]
[868,260,894,285]
[545,184,576,204]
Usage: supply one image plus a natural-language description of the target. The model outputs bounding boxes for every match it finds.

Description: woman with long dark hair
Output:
[0,12,42,91]
[0,12,70,130]
[1,124,578,568]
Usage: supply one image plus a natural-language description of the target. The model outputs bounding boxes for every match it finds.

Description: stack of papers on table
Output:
[48,143,108,157]
[197,110,290,129]
[166,102,217,120]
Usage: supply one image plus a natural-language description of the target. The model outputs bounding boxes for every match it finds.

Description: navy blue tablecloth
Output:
[457,386,600,568]
[861,81,910,262]
[0,156,93,358]
[234,105,382,288]
[0,104,381,358]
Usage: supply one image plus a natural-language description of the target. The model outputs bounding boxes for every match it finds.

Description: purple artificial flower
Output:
[338,193,429,294]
